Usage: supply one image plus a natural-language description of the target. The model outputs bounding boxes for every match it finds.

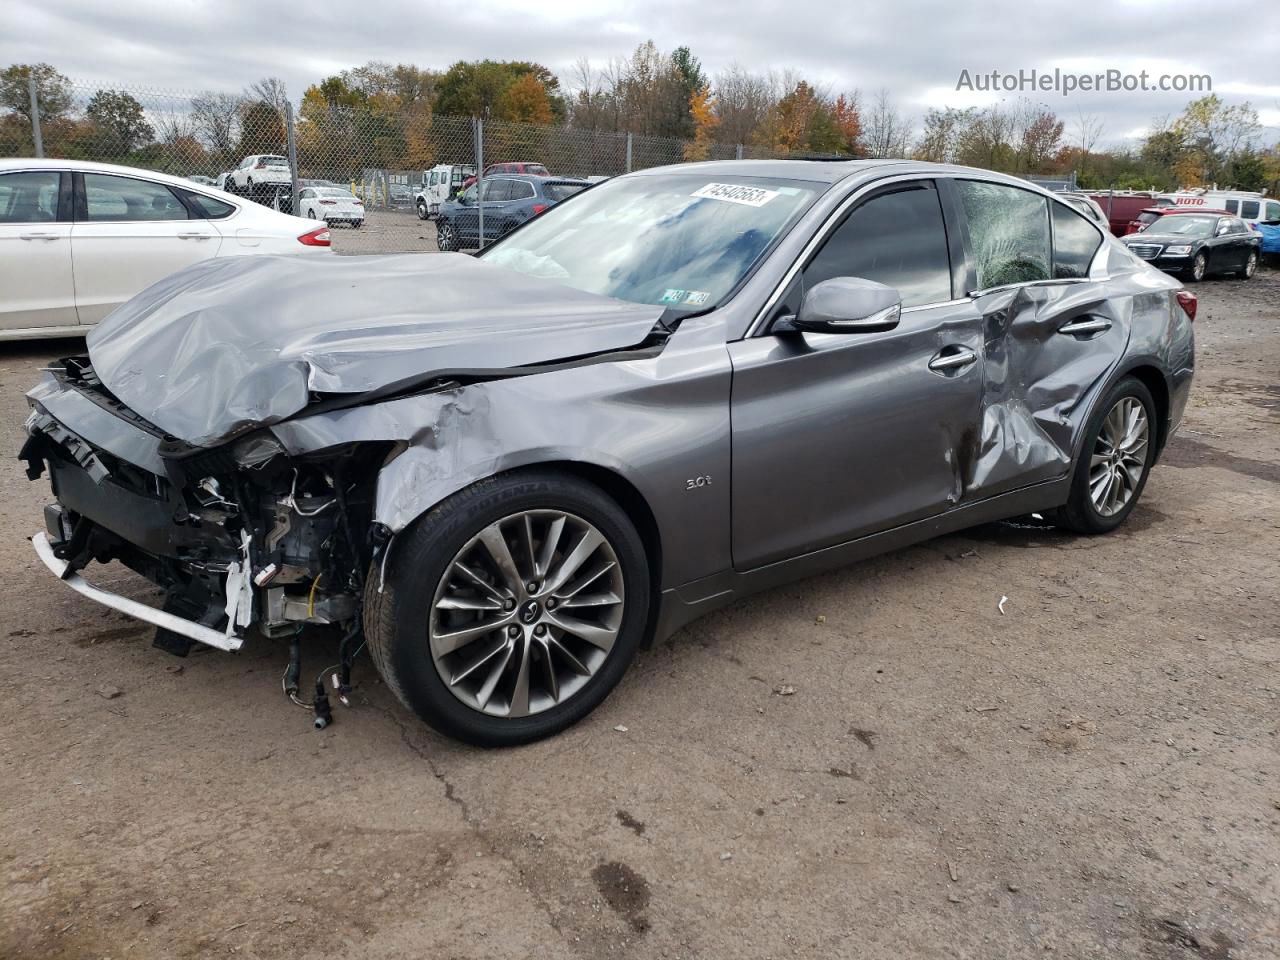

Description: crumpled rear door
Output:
[963,280,1129,500]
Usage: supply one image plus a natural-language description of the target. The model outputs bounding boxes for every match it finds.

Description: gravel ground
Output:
[329,208,439,255]
[1,269,1277,960]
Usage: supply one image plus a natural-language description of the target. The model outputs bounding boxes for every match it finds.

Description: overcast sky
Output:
[6,0,1278,146]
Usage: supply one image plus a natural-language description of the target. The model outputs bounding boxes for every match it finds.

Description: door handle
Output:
[928,347,978,372]
[1058,318,1111,336]
[19,232,59,241]
[176,232,213,240]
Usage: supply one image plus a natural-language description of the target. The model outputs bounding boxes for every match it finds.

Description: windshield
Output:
[1159,216,1217,237]
[480,173,822,310]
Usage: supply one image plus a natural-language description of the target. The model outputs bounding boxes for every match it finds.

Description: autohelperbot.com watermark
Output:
[955,68,1212,98]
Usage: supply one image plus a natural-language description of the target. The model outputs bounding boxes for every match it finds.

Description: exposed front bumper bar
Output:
[32,532,244,652]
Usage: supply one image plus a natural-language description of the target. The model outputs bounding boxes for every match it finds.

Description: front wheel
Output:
[366,471,651,746]
[1053,377,1157,535]
[1184,251,1207,282]
[416,201,428,220]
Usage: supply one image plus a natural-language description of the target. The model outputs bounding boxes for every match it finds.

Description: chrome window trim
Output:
[747,171,1112,338]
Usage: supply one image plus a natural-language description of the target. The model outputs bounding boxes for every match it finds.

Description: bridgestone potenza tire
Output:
[1053,376,1157,535]
[365,470,651,747]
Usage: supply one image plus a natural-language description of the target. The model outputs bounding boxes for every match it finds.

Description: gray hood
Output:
[86,252,664,446]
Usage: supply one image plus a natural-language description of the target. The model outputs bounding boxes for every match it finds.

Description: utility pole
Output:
[28,76,43,158]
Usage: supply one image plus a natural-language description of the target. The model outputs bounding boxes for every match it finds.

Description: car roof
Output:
[0,157,227,191]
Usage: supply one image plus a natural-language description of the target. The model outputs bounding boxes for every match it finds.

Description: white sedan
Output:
[296,186,365,228]
[0,158,332,341]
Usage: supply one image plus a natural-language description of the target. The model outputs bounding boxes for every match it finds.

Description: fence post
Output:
[27,76,43,158]
[285,102,299,211]
[625,133,633,174]
[735,143,744,161]
[475,116,485,248]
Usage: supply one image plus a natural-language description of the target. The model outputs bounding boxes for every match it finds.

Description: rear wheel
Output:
[1053,377,1157,535]
[1238,250,1258,279]
[366,471,650,746]
[436,220,459,252]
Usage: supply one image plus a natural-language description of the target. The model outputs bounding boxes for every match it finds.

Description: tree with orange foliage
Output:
[497,74,554,125]
[683,85,720,161]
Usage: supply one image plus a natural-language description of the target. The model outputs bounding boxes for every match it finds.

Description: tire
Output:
[1184,251,1207,282]
[353,220,363,230]
[306,209,317,219]
[1238,250,1258,279]
[366,470,651,746]
[416,201,428,221]
[1053,376,1157,535]
[436,220,459,252]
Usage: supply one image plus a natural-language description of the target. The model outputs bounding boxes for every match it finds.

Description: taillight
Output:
[298,227,330,247]
[1175,290,1197,322]
[531,203,548,215]
[319,199,337,205]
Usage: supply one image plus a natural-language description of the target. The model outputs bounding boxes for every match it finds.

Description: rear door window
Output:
[82,173,190,221]
[178,189,235,219]
[481,179,512,202]
[508,180,536,200]
[804,180,953,308]
[1051,201,1103,279]
[956,180,1050,289]
[0,170,61,223]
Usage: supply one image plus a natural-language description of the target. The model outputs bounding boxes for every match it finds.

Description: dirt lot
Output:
[328,208,441,256]
[1,269,1277,960]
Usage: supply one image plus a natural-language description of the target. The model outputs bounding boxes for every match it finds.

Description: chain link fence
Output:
[2,76,780,255]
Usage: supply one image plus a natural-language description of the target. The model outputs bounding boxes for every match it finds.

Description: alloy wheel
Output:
[1244,252,1257,278]
[1088,397,1149,517]
[1192,253,1206,281]
[438,223,455,250]
[428,510,625,718]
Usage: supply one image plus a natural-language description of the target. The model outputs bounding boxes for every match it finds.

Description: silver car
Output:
[23,160,1195,745]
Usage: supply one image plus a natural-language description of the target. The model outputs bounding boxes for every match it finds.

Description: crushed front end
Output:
[21,356,388,660]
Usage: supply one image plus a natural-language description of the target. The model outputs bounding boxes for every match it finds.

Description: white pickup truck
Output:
[415,164,476,220]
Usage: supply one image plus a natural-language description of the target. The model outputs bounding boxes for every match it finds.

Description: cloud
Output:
[2,0,1276,148]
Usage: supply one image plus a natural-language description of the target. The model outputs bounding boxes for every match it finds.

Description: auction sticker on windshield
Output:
[691,183,780,207]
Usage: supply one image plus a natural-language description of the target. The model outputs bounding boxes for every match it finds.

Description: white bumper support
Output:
[32,532,244,652]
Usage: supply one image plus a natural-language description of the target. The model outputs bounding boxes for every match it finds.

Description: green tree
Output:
[236,100,285,159]
[1,62,72,122]
[86,89,154,154]
[435,60,565,120]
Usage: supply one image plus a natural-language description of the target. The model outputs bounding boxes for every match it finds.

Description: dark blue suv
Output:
[436,174,589,251]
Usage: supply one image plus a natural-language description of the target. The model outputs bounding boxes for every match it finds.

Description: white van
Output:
[1161,190,1280,226]
[416,164,477,220]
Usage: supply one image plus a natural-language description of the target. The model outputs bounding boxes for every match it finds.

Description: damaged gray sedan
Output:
[23,160,1195,745]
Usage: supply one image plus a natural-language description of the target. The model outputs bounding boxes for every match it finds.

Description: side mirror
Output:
[779,277,902,335]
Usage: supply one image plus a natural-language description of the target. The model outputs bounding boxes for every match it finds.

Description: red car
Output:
[1086,192,1172,236]
[1128,206,1233,236]
[461,162,551,191]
